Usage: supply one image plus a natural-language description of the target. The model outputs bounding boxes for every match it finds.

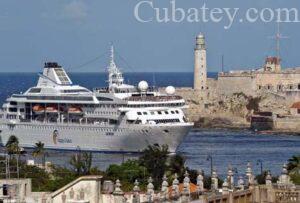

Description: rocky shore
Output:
[193,116,250,129]
[174,87,300,134]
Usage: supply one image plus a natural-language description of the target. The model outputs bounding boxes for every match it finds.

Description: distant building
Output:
[264,56,281,72]
[290,101,300,116]
[191,33,300,100]
[193,33,207,91]
[217,57,300,99]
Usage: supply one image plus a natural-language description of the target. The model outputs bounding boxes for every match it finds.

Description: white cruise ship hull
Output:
[0,122,193,153]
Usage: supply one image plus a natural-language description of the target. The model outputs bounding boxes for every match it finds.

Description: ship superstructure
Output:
[0,47,193,153]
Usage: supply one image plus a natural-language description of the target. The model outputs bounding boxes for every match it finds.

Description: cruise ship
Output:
[0,47,193,153]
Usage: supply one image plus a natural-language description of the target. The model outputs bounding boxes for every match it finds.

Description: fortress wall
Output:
[284,91,300,102]
[174,79,218,121]
[256,73,300,90]
[217,75,257,96]
[274,117,300,131]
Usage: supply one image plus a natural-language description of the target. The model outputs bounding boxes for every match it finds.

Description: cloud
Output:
[63,1,88,21]
[41,0,88,22]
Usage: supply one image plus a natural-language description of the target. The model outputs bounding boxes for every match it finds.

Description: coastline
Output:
[192,116,300,135]
[192,125,300,136]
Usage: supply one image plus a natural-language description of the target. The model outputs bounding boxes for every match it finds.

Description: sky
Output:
[0,0,299,72]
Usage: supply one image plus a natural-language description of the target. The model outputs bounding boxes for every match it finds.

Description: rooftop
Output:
[291,101,300,109]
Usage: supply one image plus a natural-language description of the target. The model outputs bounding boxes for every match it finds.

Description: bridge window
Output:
[10,101,18,105]
[97,97,113,101]
[29,88,41,93]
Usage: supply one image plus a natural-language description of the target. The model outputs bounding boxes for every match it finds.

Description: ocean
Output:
[0,72,217,104]
[0,72,299,176]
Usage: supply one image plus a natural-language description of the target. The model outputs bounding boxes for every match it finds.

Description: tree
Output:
[69,151,93,176]
[287,155,300,172]
[6,135,20,155]
[106,159,148,191]
[32,141,47,167]
[167,154,186,178]
[139,144,169,187]
[287,155,300,185]
[82,152,93,175]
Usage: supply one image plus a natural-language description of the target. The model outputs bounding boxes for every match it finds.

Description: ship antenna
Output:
[152,72,156,88]
[110,44,115,64]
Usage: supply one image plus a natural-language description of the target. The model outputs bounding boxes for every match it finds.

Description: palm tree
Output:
[69,151,93,176]
[32,141,46,167]
[6,135,21,178]
[6,135,20,155]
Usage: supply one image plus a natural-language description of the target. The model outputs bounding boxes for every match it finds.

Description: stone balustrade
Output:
[109,163,299,203]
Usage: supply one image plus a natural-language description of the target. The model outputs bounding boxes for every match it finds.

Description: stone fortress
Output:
[176,32,300,130]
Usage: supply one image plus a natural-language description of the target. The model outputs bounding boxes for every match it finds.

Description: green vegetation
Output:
[6,135,20,155]
[69,151,94,175]
[105,160,148,191]
[32,141,47,167]
[1,137,299,192]
[287,155,300,184]
[1,136,103,192]
[255,171,278,185]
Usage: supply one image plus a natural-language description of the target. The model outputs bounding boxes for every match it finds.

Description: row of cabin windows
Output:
[152,119,180,124]
[258,84,300,90]
[137,110,179,116]
[5,107,24,113]
[19,125,125,132]
[86,111,118,115]
[9,102,183,110]
[128,103,183,108]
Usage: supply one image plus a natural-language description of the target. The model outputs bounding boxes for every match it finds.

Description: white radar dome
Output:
[138,81,148,92]
[165,86,175,95]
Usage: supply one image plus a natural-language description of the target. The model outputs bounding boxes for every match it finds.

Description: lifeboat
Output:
[32,105,45,113]
[68,106,82,114]
[45,105,58,113]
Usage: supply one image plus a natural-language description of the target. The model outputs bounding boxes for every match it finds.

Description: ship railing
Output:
[93,87,109,93]
[126,95,182,102]
[20,119,111,126]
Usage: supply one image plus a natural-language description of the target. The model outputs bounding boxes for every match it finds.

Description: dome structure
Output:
[138,81,148,92]
[165,86,175,95]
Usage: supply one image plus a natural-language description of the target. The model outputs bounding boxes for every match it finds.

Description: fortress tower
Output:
[193,33,207,90]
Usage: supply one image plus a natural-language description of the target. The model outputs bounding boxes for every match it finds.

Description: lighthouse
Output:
[193,33,207,90]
